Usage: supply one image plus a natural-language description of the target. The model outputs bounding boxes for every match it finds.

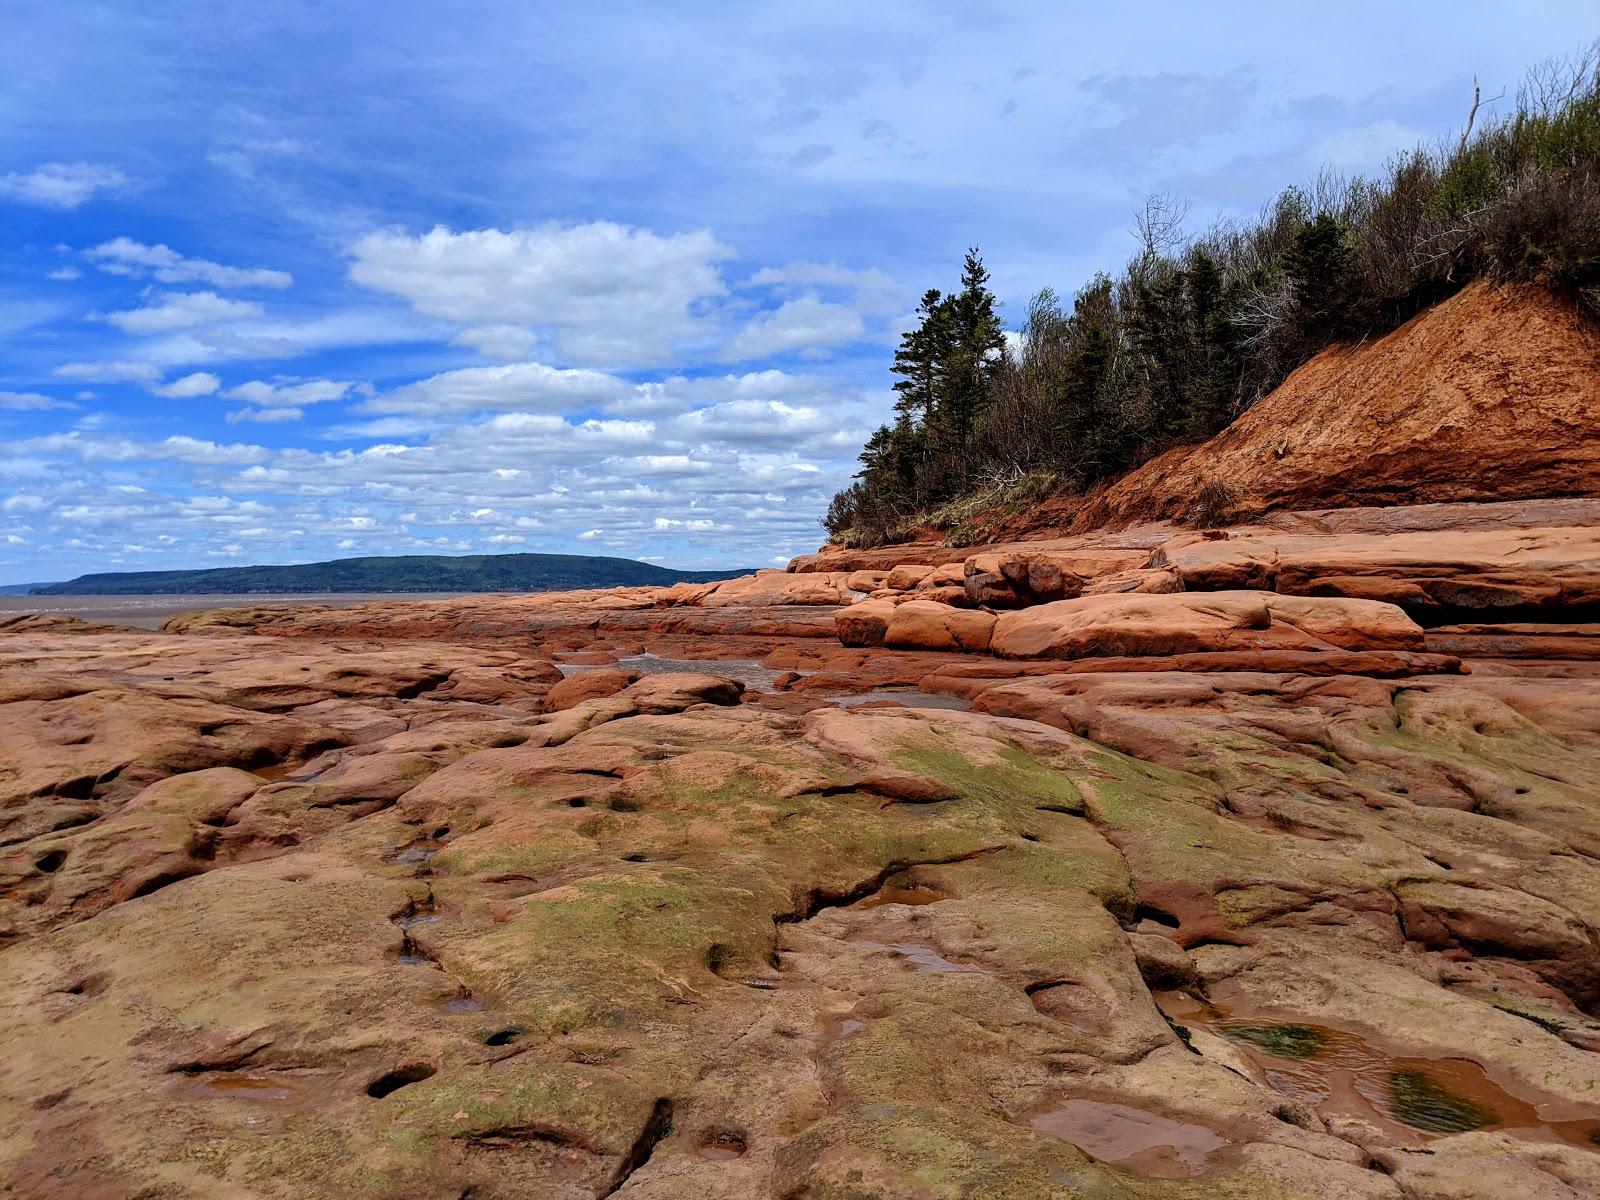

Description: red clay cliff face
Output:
[1077,281,1600,528]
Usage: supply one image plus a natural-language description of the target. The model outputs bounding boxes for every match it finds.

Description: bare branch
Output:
[1458,74,1506,152]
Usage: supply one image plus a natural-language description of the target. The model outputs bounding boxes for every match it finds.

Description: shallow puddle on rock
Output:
[1157,990,1600,1150]
[443,994,485,1014]
[386,838,444,865]
[696,1132,748,1160]
[832,688,972,712]
[818,1009,865,1047]
[850,937,977,974]
[178,1073,300,1102]
[852,879,949,909]
[556,651,779,691]
[1026,1099,1230,1177]
[251,762,309,783]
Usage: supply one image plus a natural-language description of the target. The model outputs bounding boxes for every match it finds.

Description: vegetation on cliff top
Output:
[30,553,751,595]
[827,45,1600,547]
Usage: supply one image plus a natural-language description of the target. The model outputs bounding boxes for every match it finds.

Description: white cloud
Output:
[746,261,899,300]
[364,361,627,415]
[104,291,265,334]
[577,529,602,540]
[227,406,304,424]
[226,378,350,408]
[348,222,733,366]
[85,238,294,289]
[668,398,845,447]
[0,162,128,209]
[53,361,162,384]
[48,266,81,281]
[452,325,541,360]
[153,372,222,398]
[222,378,349,425]
[13,432,267,465]
[717,295,865,361]
[0,390,76,412]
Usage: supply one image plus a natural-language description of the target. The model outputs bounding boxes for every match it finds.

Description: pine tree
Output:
[1285,213,1350,340]
[936,248,1004,450]
[891,289,949,429]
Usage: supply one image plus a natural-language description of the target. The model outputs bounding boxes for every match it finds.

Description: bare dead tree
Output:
[1131,192,1190,259]
[1458,75,1506,152]
[1518,42,1599,116]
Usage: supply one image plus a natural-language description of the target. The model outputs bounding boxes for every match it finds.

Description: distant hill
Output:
[0,581,64,596]
[30,553,753,596]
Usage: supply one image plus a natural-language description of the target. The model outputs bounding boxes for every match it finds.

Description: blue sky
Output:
[1,3,1593,581]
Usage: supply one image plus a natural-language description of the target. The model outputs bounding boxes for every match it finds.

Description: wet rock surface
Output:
[3,512,1600,1198]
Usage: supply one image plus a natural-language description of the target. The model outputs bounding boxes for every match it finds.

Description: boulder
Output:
[845,569,888,593]
[696,569,857,608]
[917,585,974,608]
[836,599,896,648]
[884,564,937,591]
[544,668,642,712]
[989,590,1424,660]
[1155,524,1600,616]
[882,601,997,653]
[1081,567,1182,595]
[964,548,1149,608]
[916,563,968,589]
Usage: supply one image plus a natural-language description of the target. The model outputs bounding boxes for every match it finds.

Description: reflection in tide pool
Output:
[1026,1098,1231,1177]
[1158,989,1600,1150]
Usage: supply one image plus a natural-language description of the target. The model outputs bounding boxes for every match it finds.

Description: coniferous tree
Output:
[937,249,1005,450]
[891,289,949,429]
[1284,213,1350,343]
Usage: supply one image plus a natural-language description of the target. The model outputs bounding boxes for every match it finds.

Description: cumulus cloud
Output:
[52,360,163,384]
[717,295,866,361]
[221,377,350,424]
[0,162,128,209]
[364,361,628,415]
[0,390,76,411]
[85,238,293,289]
[104,291,265,334]
[747,261,899,298]
[153,372,221,398]
[226,378,351,407]
[452,325,541,359]
[348,222,733,366]
[227,406,304,424]
[12,432,267,465]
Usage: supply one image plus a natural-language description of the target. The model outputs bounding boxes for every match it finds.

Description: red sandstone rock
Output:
[696,569,856,607]
[882,600,996,653]
[885,563,936,591]
[1155,524,1600,615]
[845,569,888,592]
[963,548,1148,608]
[835,599,896,648]
[989,590,1424,660]
[544,668,642,711]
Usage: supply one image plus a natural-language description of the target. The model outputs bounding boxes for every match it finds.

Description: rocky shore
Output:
[4,496,1600,1198]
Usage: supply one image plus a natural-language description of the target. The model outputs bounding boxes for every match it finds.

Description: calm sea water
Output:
[0,593,468,631]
